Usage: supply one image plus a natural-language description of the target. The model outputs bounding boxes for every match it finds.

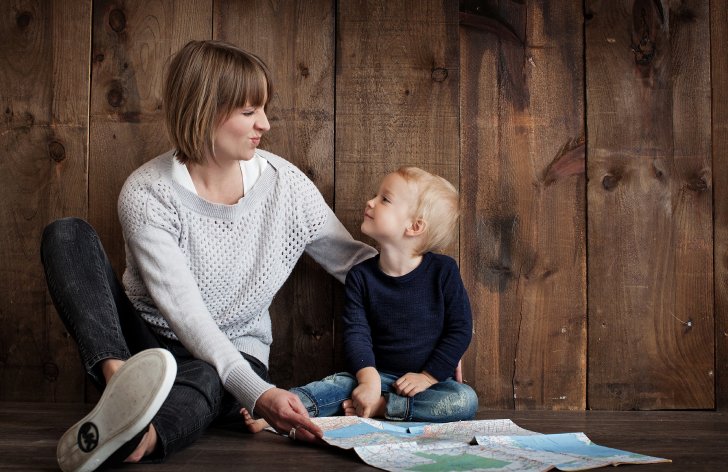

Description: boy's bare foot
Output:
[342,399,357,416]
[342,396,386,418]
[241,408,269,433]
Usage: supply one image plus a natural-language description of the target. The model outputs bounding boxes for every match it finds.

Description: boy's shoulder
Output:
[425,252,459,270]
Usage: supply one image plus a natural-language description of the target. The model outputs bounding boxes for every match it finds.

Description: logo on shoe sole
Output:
[78,422,99,452]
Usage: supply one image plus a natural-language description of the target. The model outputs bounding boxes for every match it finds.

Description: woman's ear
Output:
[405,218,427,236]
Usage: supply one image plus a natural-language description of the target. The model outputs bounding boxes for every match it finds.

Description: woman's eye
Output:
[242,111,255,116]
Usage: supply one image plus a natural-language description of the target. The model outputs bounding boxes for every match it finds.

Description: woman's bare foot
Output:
[124,424,158,463]
[342,396,386,418]
[241,408,269,433]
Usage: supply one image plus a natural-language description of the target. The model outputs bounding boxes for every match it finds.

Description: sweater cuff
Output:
[223,363,275,414]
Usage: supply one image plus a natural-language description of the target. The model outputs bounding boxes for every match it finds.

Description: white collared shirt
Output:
[172,153,268,198]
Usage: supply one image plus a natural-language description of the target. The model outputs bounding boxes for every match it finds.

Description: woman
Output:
[41,40,376,471]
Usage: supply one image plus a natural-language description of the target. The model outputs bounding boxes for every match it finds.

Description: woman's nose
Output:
[256,111,270,131]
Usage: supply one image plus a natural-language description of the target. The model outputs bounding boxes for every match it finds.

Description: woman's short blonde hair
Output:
[395,167,460,255]
[163,40,272,164]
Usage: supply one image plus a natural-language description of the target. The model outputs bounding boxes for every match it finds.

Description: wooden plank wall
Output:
[460,0,586,410]
[0,0,723,411]
[586,0,713,409]
[712,0,728,410]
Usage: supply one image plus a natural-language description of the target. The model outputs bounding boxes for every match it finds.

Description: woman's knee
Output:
[41,217,97,255]
[174,360,223,408]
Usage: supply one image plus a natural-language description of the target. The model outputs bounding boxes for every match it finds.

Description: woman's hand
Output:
[253,388,323,442]
[393,371,436,397]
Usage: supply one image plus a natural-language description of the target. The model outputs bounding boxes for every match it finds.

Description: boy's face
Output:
[361,173,417,245]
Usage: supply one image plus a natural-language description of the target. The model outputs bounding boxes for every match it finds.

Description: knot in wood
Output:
[107,84,124,108]
[48,141,66,162]
[298,63,310,78]
[431,67,448,82]
[601,174,619,191]
[16,11,32,28]
[109,9,127,33]
[94,54,105,63]
[687,175,708,192]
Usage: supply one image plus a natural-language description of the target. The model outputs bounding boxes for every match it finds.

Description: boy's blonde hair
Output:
[395,167,460,255]
[163,40,272,164]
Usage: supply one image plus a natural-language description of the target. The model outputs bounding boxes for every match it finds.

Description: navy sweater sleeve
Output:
[421,259,473,381]
[342,266,376,373]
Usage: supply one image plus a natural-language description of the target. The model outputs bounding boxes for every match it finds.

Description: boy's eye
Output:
[382,196,390,203]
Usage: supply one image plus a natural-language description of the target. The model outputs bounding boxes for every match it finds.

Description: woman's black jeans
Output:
[40,217,269,459]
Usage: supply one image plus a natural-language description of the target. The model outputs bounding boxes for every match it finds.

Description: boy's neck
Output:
[377,246,423,277]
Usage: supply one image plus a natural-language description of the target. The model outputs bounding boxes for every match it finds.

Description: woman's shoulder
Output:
[255,149,312,184]
[122,151,175,190]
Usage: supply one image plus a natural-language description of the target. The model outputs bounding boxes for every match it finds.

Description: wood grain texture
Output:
[586,0,713,409]
[0,0,90,401]
[712,0,728,410]
[459,1,586,410]
[215,0,337,387]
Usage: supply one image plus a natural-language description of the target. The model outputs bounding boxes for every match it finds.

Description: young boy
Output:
[244,167,476,433]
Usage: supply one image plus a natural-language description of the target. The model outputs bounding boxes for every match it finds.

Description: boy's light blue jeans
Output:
[291,371,478,422]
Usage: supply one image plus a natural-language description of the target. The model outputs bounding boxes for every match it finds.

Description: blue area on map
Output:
[325,421,428,439]
[509,433,640,458]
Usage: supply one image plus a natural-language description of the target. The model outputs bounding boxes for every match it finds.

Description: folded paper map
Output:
[303,417,670,472]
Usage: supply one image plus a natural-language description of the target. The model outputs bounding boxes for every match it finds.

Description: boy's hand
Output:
[351,381,381,417]
[393,371,436,397]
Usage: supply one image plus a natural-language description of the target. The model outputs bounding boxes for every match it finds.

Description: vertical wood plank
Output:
[336,0,460,376]
[215,0,337,387]
[0,0,91,401]
[586,0,713,409]
[90,0,212,276]
[459,0,586,409]
[712,0,728,410]
[336,0,460,247]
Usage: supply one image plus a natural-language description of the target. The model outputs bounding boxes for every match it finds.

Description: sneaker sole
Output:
[57,348,177,472]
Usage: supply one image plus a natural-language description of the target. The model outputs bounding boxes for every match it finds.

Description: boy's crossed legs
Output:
[243,371,477,432]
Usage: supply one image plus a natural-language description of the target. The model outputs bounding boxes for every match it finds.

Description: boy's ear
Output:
[405,218,427,236]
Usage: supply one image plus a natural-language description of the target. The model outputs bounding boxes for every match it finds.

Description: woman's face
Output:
[213,104,270,162]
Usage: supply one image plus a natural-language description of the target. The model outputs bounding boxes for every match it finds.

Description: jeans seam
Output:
[290,387,319,416]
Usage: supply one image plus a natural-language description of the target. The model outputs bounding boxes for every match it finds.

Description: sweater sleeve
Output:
[341,268,376,373]
[421,260,473,381]
[120,186,274,414]
[306,207,378,283]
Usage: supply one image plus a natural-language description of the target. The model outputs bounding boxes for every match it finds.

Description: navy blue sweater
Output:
[342,252,473,381]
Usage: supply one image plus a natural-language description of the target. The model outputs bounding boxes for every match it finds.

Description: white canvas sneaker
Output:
[57,348,177,472]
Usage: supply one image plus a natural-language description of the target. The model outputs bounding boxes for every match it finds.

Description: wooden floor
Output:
[1,402,726,471]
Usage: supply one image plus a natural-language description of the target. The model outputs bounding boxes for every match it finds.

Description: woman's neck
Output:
[187,159,244,205]
[377,246,423,277]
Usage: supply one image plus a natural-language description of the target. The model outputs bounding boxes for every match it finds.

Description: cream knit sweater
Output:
[118,149,376,413]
